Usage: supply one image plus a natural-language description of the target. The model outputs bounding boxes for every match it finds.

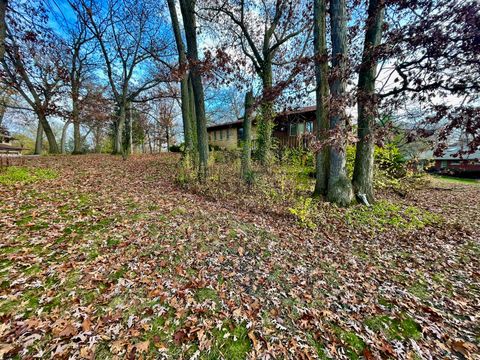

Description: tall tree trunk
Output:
[37,111,59,154]
[0,0,7,64]
[114,102,126,155]
[353,0,385,205]
[127,103,133,154]
[61,120,72,154]
[258,58,274,166]
[73,121,81,153]
[72,92,82,154]
[0,97,6,128]
[167,0,194,158]
[166,126,170,151]
[188,75,198,151]
[179,0,209,180]
[35,120,43,155]
[241,90,254,181]
[327,0,353,206]
[94,125,101,153]
[313,0,330,196]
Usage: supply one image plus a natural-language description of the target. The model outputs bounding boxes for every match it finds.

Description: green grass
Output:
[208,322,252,360]
[434,175,479,185]
[0,166,57,185]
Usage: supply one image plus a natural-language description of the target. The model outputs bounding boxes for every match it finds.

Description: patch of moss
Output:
[0,167,57,185]
[332,326,365,360]
[106,237,120,247]
[109,266,128,282]
[365,314,422,340]
[195,288,219,303]
[408,281,430,300]
[344,200,442,232]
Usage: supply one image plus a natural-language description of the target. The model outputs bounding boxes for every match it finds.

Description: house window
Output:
[237,127,244,146]
[214,131,217,141]
[440,160,447,168]
[290,123,305,136]
[226,129,230,139]
[306,121,313,133]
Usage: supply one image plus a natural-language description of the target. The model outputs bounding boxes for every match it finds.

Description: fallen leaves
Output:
[52,319,77,338]
[0,154,478,359]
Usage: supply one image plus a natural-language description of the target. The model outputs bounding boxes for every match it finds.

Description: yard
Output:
[0,154,479,359]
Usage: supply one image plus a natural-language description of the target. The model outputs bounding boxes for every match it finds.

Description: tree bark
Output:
[114,102,126,155]
[35,120,43,155]
[258,58,274,166]
[313,0,330,197]
[167,0,194,157]
[0,0,6,64]
[327,0,353,206]
[353,0,385,204]
[61,120,72,154]
[37,110,59,154]
[179,0,209,180]
[127,103,133,154]
[72,90,82,153]
[94,124,102,153]
[241,90,254,181]
[188,74,197,151]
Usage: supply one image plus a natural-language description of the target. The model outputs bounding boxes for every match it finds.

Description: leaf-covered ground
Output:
[0,154,479,359]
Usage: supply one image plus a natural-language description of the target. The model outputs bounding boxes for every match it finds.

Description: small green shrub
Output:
[278,147,314,167]
[289,196,317,229]
[0,166,57,185]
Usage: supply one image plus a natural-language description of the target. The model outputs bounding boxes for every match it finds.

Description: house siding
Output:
[208,126,258,150]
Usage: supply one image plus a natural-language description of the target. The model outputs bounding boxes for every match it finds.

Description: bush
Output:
[169,144,183,153]
[211,149,241,164]
[277,147,314,167]
[346,143,424,194]
[209,144,221,151]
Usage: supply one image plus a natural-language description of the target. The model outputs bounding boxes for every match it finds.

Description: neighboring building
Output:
[0,126,23,155]
[421,147,480,175]
[207,106,316,150]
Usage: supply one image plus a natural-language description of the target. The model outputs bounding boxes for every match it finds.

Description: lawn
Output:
[433,175,480,186]
[0,154,479,359]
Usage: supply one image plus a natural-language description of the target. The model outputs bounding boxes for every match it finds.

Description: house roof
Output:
[0,143,24,152]
[420,147,480,160]
[207,105,316,130]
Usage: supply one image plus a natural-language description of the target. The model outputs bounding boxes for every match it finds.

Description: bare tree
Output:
[2,1,68,154]
[179,0,209,180]
[70,0,169,155]
[203,0,312,166]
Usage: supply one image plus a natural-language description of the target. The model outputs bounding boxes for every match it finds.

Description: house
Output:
[0,126,23,155]
[207,106,316,150]
[422,146,480,176]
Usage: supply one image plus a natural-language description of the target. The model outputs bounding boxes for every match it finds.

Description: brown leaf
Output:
[135,340,149,353]
[173,330,186,345]
[238,246,245,256]
[82,318,92,332]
